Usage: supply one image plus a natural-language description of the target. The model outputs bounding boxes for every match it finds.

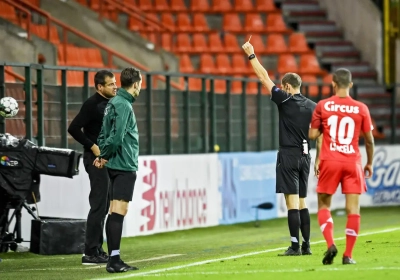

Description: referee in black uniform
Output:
[243,38,319,256]
[68,70,117,264]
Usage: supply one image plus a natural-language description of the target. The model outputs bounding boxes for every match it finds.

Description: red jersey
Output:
[310,95,373,163]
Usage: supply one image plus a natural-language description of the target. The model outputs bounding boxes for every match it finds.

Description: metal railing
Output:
[0,63,398,155]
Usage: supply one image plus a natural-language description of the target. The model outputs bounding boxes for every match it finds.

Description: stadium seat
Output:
[188,78,210,91]
[231,76,244,94]
[212,0,232,12]
[138,0,152,11]
[245,13,264,32]
[0,3,17,24]
[193,13,209,31]
[322,73,333,96]
[301,75,319,96]
[179,54,195,73]
[170,0,187,12]
[154,0,169,11]
[161,33,173,51]
[232,54,252,75]
[266,14,289,33]
[255,0,277,12]
[192,33,208,53]
[223,33,240,53]
[199,54,216,74]
[161,13,175,31]
[31,24,60,44]
[223,14,243,32]
[234,0,254,12]
[265,34,288,54]
[288,33,310,54]
[191,0,211,12]
[208,33,224,53]
[248,35,265,54]
[277,54,298,74]
[214,79,227,93]
[215,54,232,75]
[176,13,192,32]
[299,54,324,75]
[128,17,144,31]
[175,33,192,53]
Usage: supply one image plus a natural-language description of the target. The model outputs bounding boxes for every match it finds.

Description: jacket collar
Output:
[117,88,136,103]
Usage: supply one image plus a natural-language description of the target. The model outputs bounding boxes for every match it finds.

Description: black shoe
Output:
[343,256,356,265]
[82,254,109,265]
[99,250,109,259]
[301,243,312,255]
[322,244,338,265]
[278,246,302,256]
[106,258,139,273]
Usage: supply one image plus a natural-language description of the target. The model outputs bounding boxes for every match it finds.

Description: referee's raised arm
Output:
[242,36,275,93]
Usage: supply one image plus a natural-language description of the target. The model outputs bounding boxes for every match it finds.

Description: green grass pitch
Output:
[0,206,399,280]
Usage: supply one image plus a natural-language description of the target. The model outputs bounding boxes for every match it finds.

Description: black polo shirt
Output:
[270,86,316,149]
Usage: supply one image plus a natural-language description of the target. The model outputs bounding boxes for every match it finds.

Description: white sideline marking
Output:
[95,227,400,280]
[12,254,183,272]
[141,267,400,277]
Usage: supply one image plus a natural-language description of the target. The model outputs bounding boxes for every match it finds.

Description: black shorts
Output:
[276,148,311,198]
[108,168,137,202]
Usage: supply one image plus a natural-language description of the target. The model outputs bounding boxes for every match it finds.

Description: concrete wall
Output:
[39,0,179,74]
[318,0,383,83]
[0,19,57,84]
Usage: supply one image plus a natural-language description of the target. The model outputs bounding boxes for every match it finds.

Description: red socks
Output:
[344,214,360,258]
[318,208,334,248]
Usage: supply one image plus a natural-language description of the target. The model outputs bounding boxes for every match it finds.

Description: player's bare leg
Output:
[343,194,360,265]
[317,193,337,265]
[299,198,312,255]
[278,194,301,256]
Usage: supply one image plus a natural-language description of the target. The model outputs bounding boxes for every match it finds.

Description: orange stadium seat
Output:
[192,33,208,53]
[170,0,187,12]
[235,0,254,12]
[223,33,240,53]
[212,0,232,12]
[256,0,277,12]
[154,0,169,11]
[232,54,252,75]
[161,33,173,51]
[161,13,175,31]
[301,75,319,96]
[215,54,232,75]
[265,34,288,54]
[138,0,152,11]
[248,35,265,53]
[193,13,209,31]
[31,24,60,44]
[277,54,298,74]
[231,76,244,94]
[322,73,333,96]
[191,0,210,12]
[179,54,195,73]
[299,54,324,75]
[175,33,192,53]
[0,3,17,23]
[208,33,224,53]
[245,13,264,32]
[223,14,243,32]
[214,79,227,93]
[128,17,144,31]
[288,33,311,54]
[199,54,216,74]
[266,14,289,33]
[176,13,192,32]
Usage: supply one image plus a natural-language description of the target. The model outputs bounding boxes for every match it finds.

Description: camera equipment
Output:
[0,133,82,252]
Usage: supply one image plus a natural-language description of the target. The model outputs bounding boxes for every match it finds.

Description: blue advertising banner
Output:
[218,151,278,225]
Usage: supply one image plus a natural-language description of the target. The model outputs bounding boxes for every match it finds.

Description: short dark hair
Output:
[120,67,141,89]
[281,73,302,88]
[94,70,114,90]
[333,68,352,88]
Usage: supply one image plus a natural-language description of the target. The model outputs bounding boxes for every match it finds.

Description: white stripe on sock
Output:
[345,228,358,236]
[291,236,298,243]
[111,250,120,257]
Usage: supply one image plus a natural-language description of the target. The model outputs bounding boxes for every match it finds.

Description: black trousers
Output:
[83,151,110,256]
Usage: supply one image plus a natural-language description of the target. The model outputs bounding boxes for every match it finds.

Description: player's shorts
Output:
[317,160,367,195]
[276,147,311,198]
[108,168,137,201]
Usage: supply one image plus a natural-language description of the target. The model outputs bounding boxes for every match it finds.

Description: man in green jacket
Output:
[94,67,142,273]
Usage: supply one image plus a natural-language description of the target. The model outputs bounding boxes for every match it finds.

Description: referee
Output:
[242,39,319,256]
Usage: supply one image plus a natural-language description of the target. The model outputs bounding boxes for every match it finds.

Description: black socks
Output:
[287,209,300,250]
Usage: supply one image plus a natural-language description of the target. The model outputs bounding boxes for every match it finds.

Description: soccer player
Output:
[309,68,375,265]
[94,67,142,273]
[68,70,117,265]
[242,38,316,256]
